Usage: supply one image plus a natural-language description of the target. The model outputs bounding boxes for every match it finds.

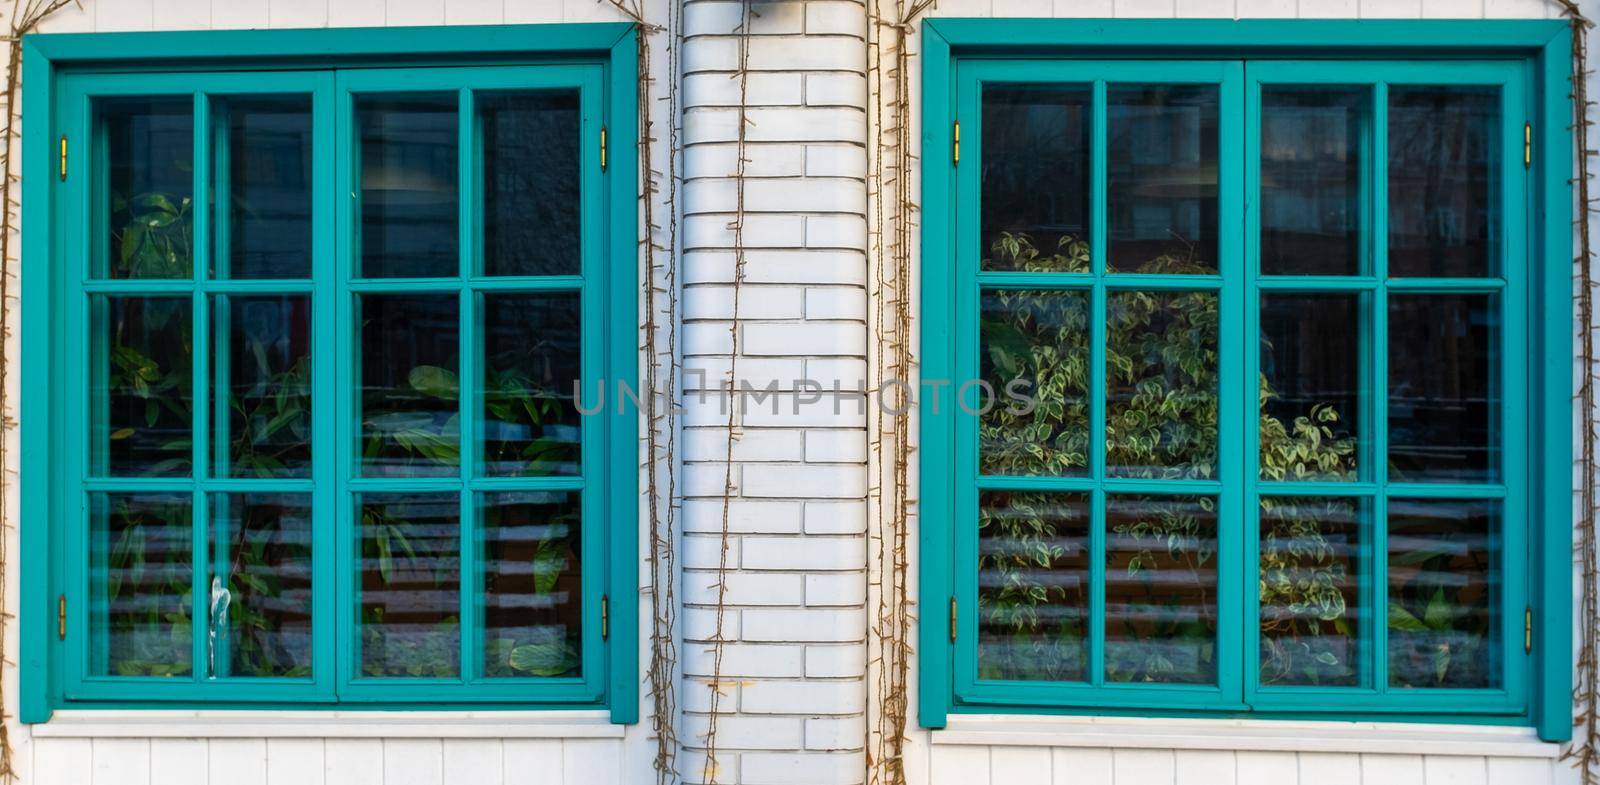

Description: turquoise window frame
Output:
[20,23,641,723]
[918,19,1573,741]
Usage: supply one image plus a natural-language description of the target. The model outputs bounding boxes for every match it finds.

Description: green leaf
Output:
[1422,588,1452,631]
[508,639,577,677]
[408,365,460,401]
[532,539,565,596]
[1388,601,1428,632]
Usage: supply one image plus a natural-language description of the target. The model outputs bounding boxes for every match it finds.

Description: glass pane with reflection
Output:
[1387,86,1499,278]
[482,293,582,477]
[360,294,461,477]
[209,493,313,679]
[102,97,194,279]
[1259,294,1360,481]
[1387,498,1499,689]
[481,91,581,277]
[359,493,461,678]
[1106,290,1218,479]
[217,96,313,279]
[96,295,194,478]
[482,491,583,679]
[981,85,1092,273]
[90,493,193,677]
[977,491,1090,682]
[1107,85,1218,274]
[1105,494,1218,685]
[358,94,459,279]
[1387,294,1498,484]
[1259,496,1363,687]
[979,290,1090,477]
[218,295,311,478]
[1261,87,1367,276]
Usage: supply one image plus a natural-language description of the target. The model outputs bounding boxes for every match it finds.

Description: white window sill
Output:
[932,714,1560,758]
[30,710,623,739]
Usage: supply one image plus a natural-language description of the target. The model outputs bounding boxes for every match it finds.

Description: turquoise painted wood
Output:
[919,18,1572,740]
[21,24,639,722]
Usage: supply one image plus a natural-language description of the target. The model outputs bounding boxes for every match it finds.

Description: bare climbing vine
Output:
[1557,3,1600,783]
[702,3,754,782]
[0,3,79,780]
[598,1,684,783]
[865,3,934,784]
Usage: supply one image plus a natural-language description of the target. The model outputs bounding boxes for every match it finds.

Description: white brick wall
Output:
[679,0,870,782]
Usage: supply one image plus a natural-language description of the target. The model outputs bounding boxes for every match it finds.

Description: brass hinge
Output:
[58,135,67,181]
[1525,606,1533,653]
[57,594,66,640]
[600,127,608,172]
[949,597,957,643]
[1524,122,1532,169]
[952,120,960,165]
[601,594,609,640]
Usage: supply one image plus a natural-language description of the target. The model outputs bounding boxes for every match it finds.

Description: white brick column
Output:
[680,2,871,783]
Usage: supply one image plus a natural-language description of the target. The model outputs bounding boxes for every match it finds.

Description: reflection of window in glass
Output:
[1108,85,1218,273]
[977,491,1090,683]
[981,86,1091,272]
[102,98,194,280]
[1388,499,1499,689]
[1259,497,1363,687]
[1261,87,1367,276]
[1388,87,1499,278]
[1388,294,1499,484]
[358,94,459,279]
[217,96,313,279]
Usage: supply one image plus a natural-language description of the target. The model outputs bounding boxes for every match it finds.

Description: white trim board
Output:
[932,715,1561,758]
[29,710,623,739]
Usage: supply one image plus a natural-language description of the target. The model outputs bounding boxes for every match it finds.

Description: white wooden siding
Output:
[2,0,1592,783]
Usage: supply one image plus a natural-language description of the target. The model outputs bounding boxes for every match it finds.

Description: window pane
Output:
[209,493,312,679]
[217,96,313,279]
[979,290,1089,476]
[1387,498,1499,689]
[97,295,193,477]
[1259,497,1362,687]
[1260,294,1360,481]
[482,492,582,679]
[1105,494,1218,685]
[481,91,580,277]
[1387,294,1498,483]
[90,493,193,677]
[218,295,311,478]
[483,293,582,476]
[102,97,194,279]
[977,491,1089,682]
[981,86,1091,273]
[1260,87,1366,276]
[359,493,461,678]
[1107,290,1218,479]
[1107,85,1218,274]
[360,294,461,477]
[358,95,458,279]
[1388,87,1499,278]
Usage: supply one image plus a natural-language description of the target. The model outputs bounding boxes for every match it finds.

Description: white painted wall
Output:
[0,0,1593,784]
